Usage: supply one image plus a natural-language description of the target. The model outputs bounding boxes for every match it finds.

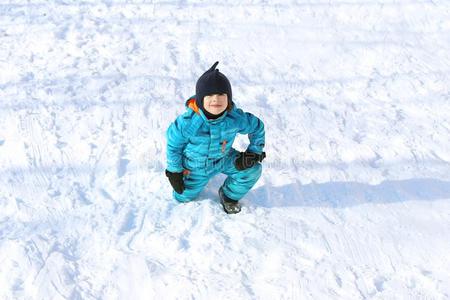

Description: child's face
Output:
[203,93,228,115]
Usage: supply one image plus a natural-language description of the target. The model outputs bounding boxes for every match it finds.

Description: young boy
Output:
[165,62,266,214]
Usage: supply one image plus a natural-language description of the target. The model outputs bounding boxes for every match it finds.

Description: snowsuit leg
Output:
[173,149,262,202]
[173,167,209,202]
[220,149,262,201]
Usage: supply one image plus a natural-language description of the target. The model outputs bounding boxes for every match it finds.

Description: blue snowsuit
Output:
[166,97,265,202]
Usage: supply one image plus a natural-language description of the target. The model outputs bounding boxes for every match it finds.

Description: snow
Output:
[1,0,450,299]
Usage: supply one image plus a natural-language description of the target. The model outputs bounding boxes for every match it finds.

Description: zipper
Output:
[221,140,227,153]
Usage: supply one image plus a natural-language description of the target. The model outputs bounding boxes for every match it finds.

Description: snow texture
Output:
[1,0,450,299]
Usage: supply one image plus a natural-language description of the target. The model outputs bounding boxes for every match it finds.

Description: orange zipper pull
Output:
[221,140,227,153]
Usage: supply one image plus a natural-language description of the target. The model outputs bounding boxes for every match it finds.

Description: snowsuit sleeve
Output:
[166,115,189,173]
[237,110,265,154]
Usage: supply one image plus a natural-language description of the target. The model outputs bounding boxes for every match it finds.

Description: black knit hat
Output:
[195,61,233,116]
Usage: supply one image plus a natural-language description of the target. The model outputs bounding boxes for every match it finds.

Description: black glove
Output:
[234,151,266,171]
[165,170,184,194]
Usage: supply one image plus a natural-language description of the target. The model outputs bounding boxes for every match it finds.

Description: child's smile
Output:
[204,93,228,115]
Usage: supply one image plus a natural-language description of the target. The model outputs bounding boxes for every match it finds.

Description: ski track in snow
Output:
[1,0,450,299]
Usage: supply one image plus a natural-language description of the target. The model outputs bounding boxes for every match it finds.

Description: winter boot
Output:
[219,186,241,214]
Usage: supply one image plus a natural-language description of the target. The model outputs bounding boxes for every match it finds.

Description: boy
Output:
[165,62,266,214]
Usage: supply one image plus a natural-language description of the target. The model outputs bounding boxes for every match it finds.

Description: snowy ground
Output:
[1,0,450,299]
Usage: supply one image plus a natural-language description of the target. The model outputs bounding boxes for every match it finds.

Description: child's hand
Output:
[165,170,185,194]
[235,151,266,171]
